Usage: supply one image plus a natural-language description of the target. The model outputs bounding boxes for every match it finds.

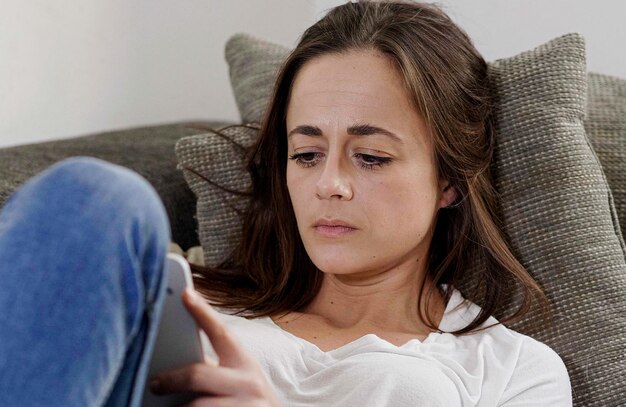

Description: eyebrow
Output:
[287,123,403,143]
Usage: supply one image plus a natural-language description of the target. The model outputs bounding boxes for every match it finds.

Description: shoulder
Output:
[440,288,572,406]
[496,332,572,406]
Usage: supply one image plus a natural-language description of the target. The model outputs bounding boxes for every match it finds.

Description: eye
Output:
[288,152,323,168]
[354,153,392,170]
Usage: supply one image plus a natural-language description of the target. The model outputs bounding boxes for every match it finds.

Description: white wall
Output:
[1,0,624,148]
[432,0,626,77]
[316,0,626,76]
[0,0,315,147]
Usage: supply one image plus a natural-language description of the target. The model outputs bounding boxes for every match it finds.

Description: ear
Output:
[437,179,458,209]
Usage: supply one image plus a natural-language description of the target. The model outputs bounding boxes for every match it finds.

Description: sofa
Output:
[1,31,625,406]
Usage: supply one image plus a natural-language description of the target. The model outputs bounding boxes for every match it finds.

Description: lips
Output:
[313,218,357,237]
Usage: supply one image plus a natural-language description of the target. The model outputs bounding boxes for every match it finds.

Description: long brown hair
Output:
[189,0,549,334]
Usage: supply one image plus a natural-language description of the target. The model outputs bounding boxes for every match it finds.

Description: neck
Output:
[302,265,446,334]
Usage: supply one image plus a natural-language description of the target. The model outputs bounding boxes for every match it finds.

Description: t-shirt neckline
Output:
[262,287,465,356]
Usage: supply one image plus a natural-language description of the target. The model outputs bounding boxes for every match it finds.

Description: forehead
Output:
[288,50,413,110]
[285,50,428,142]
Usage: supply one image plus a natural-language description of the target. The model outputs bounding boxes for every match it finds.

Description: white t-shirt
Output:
[206,288,572,406]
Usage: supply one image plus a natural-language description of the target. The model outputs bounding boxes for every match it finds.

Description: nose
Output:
[315,153,353,200]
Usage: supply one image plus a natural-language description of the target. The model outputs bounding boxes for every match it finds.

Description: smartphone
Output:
[140,253,210,407]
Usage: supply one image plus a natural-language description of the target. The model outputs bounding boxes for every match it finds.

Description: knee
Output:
[0,156,171,314]
[6,156,171,247]
[0,157,171,331]
[59,156,169,234]
[43,156,150,198]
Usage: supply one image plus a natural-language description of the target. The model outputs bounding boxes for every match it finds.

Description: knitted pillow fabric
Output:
[484,34,626,406]
[205,32,626,405]
[585,73,626,235]
[225,34,289,124]
[175,125,258,267]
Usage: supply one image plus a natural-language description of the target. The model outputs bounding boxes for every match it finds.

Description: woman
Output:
[0,1,571,406]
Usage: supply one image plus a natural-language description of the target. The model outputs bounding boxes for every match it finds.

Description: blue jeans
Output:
[0,157,171,406]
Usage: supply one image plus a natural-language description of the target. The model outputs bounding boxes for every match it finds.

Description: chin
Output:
[307,251,371,276]
[301,236,387,275]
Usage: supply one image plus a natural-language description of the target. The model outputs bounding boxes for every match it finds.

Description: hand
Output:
[149,288,283,407]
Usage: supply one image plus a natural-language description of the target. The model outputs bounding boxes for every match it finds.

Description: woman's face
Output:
[285,50,456,277]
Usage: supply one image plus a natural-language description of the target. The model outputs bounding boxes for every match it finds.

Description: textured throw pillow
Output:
[225,34,289,124]
[175,124,258,267]
[484,34,626,407]
[200,32,626,405]
[585,73,626,235]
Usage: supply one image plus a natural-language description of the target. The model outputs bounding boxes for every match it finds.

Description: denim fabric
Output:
[0,156,171,407]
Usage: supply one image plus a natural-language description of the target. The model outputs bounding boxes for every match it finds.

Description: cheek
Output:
[368,176,440,230]
[286,170,297,212]
[286,166,309,217]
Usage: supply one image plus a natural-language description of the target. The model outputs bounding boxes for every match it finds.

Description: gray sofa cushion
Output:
[485,33,626,407]
[585,73,626,236]
[225,34,286,125]
[225,34,287,124]
[175,125,258,267]
[0,122,230,250]
[215,32,626,405]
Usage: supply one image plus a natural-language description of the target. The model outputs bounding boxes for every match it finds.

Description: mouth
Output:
[313,219,357,237]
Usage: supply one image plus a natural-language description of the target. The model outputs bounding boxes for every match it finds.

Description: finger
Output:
[179,397,230,407]
[203,352,219,367]
[151,363,243,396]
[182,288,247,367]
[180,397,256,407]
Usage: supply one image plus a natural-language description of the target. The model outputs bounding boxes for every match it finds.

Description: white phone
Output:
[140,253,210,407]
